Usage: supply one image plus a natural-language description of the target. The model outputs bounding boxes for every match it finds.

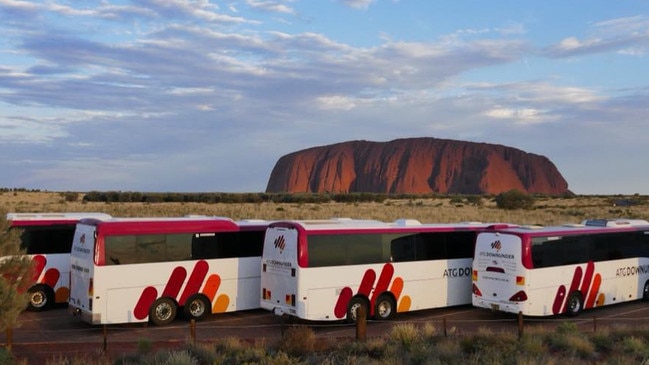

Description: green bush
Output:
[495,189,535,210]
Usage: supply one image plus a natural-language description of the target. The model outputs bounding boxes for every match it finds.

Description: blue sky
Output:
[1,1,649,194]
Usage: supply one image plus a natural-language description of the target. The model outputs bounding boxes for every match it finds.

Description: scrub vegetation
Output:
[6,322,649,364]
[1,190,648,227]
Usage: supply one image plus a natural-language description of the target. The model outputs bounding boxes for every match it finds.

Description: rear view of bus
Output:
[472,227,528,315]
[473,219,649,317]
[69,217,268,325]
[6,212,111,311]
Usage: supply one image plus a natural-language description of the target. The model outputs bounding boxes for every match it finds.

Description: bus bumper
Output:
[473,297,521,314]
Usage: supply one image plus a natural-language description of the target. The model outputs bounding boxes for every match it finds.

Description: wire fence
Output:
[5,310,649,354]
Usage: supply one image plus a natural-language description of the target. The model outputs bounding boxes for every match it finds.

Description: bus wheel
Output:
[346,297,368,323]
[565,292,583,317]
[184,294,211,321]
[149,297,177,326]
[374,294,396,320]
[643,281,649,301]
[27,284,53,312]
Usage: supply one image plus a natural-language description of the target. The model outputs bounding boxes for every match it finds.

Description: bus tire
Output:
[27,284,53,312]
[183,294,211,321]
[565,291,583,317]
[374,294,396,320]
[149,297,177,326]
[346,297,368,323]
[643,281,649,301]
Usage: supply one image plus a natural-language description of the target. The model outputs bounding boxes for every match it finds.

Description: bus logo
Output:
[490,240,502,251]
[333,263,411,319]
[274,236,286,252]
[133,260,231,320]
[551,261,604,315]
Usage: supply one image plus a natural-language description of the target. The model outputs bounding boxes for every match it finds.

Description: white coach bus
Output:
[260,218,513,322]
[5,212,112,311]
[472,219,649,316]
[69,217,268,325]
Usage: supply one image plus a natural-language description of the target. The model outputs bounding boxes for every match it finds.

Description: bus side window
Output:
[390,235,415,262]
[415,233,446,260]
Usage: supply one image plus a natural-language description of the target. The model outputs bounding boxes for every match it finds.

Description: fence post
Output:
[280,315,287,336]
[355,305,366,342]
[102,325,107,353]
[518,311,524,338]
[190,319,196,346]
[6,327,12,351]
[443,317,447,337]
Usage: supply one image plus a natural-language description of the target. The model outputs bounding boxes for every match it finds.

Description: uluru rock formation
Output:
[265,138,569,195]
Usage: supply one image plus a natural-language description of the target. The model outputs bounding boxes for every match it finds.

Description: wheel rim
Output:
[569,297,581,313]
[377,300,392,318]
[349,302,361,321]
[189,299,205,318]
[30,291,46,308]
[155,302,173,321]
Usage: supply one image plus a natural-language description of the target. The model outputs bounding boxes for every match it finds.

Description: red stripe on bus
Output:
[201,274,221,302]
[162,266,187,298]
[552,285,566,315]
[580,261,595,298]
[390,277,404,300]
[42,268,60,288]
[370,264,394,316]
[562,266,583,313]
[33,255,46,281]
[586,274,601,309]
[357,269,376,297]
[374,264,394,294]
[178,260,209,306]
[134,286,158,320]
[334,287,353,319]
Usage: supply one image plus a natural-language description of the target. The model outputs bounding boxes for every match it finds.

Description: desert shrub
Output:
[621,336,649,360]
[466,195,484,207]
[460,327,518,362]
[137,337,152,354]
[495,189,535,210]
[51,352,112,365]
[388,323,421,351]
[276,325,316,357]
[0,348,19,365]
[61,192,79,202]
[555,321,579,335]
[545,323,596,361]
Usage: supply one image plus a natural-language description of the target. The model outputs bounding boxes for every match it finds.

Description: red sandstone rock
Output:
[265,138,569,195]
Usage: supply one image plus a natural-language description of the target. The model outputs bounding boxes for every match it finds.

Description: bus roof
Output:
[481,218,649,237]
[6,212,112,227]
[268,218,514,233]
[79,216,241,235]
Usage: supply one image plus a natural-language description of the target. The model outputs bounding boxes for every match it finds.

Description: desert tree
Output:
[0,210,34,331]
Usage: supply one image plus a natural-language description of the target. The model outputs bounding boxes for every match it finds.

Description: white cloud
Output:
[340,0,375,10]
[316,95,357,111]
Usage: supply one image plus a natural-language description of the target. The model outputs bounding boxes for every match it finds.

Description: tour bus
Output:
[260,218,513,322]
[472,219,649,317]
[5,212,112,311]
[68,217,268,325]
